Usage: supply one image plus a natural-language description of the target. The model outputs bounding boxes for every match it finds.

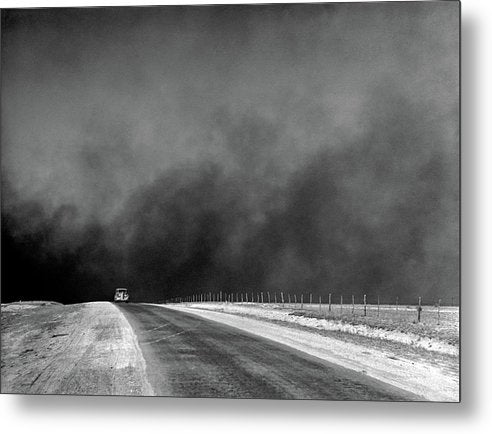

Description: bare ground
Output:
[1,301,152,396]
[1,300,458,401]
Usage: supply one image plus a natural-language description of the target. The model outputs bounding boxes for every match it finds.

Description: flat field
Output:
[177,302,459,356]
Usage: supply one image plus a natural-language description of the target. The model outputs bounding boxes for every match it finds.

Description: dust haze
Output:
[1,3,459,304]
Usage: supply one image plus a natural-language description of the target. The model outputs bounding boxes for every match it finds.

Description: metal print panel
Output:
[0,1,460,401]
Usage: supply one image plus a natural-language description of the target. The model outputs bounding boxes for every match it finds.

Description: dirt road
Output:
[118,303,419,400]
[1,301,432,400]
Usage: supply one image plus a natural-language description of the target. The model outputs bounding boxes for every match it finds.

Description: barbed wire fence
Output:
[165,290,458,325]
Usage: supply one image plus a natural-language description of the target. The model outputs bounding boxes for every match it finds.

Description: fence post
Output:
[340,295,343,313]
[396,296,399,313]
[437,298,441,325]
[319,295,322,313]
[310,293,313,304]
[294,294,297,307]
[352,294,355,315]
[417,296,422,322]
[301,294,304,309]
[261,292,264,303]
[274,292,277,304]
[329,293,332,312]
[288,294,291,305]
[267,291,271,303]
[364,294,367,316]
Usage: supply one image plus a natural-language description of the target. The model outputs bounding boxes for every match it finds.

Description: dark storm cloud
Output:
[1,3,459,303]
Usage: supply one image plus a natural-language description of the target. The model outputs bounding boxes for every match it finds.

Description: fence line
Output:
[164,291,458,325]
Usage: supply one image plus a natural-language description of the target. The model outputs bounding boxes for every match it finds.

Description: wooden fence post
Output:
[319,295,322,313]
[301,294,304,309]
[364,294,367,316]
[274,292,277,304]
[340,295,343,313]
[288,293,291,305]
[281,292,284,306]
[267,291,271,303]
[328,293,332,312]
[437,298,441,325]
[417,296,422,322]
[310,293,313,304]
[294,294,297,307]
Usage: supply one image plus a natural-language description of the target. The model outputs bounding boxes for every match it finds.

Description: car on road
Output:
[114,288,129,303]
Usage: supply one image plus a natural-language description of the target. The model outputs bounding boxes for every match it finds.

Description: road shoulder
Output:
[1,301,153,396]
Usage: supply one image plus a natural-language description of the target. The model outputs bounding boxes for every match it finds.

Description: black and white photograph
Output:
[1,1,460,403]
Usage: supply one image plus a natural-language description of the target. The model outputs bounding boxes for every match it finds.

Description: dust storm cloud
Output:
[1,3,459,304]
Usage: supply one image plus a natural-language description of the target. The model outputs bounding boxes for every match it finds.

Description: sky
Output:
[1,2,459,304]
